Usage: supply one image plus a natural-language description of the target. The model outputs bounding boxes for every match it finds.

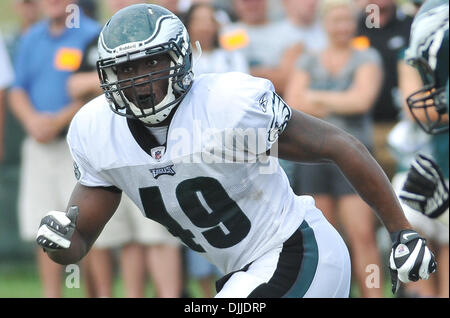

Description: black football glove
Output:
[400,154,449,219]
[389,229,437,294]
[36,206,79,252]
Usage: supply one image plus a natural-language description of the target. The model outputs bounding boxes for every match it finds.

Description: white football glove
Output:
[400,154,449,219]
[389,229,437,294]
[36,206,79,252]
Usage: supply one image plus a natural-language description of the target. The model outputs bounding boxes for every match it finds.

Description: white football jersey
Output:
[67,72,309,274]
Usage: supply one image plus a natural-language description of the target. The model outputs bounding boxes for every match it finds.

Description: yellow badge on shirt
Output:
[352,36,371,51]
[219,29,250,51]
[54,48,83,71]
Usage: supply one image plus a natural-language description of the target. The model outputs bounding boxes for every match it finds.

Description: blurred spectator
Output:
[4,0,41,63]
[284,0,384,298]
[179,0,233,25]
[278,0,327,54]
[0,0,41,267]
[266,0,329,97]
[0,31,15,162]
[180,0,249,19]
[78,0,99,20]
[184,2,249,297]
[152,0,179,12]
[222,0,296,94]
[15,0,41,25]
[67,0,146,103]
[67,0,184,298]
[355,0,368,12]
[222,0,307,190]
[84,195,183,298]
[152,0,185,19]
[8,0,100,298]
[356,0,414,180]
[0,0,41,168]
[4,0,42,76]
[221,0,327,100]
[188,3,248,75]
[275,0,328,194]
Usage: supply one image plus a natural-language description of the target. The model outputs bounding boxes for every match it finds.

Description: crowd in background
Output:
[0,0,448,298]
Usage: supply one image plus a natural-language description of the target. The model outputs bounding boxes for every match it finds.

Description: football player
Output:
[36,4,436,297]
[400,0,449,226]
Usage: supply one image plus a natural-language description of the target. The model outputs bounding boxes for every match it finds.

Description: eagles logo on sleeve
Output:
[73,161,81,180]
[265,91,292,143]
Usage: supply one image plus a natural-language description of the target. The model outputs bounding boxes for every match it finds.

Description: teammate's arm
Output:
[277,110,409,232]
[40,183,121,265]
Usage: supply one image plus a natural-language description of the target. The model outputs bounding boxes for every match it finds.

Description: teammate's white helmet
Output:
[97,4,193,125]
[405,0,449,134]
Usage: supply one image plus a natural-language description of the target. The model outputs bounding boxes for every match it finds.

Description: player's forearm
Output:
[46,229,89,265]
[329,132,411,233]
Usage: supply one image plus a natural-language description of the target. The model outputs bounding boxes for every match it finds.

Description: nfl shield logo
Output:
[151,146,166,161]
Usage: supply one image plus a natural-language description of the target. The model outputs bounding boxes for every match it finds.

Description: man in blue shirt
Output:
[9,0,100,298]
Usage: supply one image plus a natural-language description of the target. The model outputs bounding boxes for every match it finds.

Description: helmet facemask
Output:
[404,0,449,134]
[97,41,193,125]
[406,57,448,135]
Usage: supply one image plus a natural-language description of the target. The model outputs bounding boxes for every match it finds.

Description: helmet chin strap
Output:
[129,82,176,125]
[193,41,202,66]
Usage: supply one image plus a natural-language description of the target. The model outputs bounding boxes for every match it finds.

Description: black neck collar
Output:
[126,108,177,157]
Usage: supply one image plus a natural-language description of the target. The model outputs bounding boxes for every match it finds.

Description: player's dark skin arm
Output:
[46,184,121,265]
[276,110,411,234]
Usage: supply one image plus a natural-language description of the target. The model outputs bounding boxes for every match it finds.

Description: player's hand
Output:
[389,229,437,294]
[400,154,449,219]
[36,206,79,252]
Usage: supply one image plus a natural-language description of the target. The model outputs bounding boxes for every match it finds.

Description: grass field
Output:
[0,262,207,298]
[0,261,394,298]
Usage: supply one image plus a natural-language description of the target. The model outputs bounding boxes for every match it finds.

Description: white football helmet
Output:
[97,4,193,125]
